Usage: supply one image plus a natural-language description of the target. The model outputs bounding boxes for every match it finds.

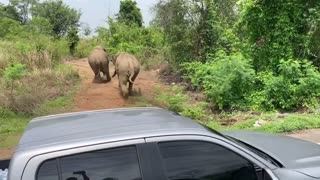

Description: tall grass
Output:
[0,40,79,115]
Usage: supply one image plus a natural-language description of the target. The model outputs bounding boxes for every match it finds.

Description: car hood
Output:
[221,130,320,178]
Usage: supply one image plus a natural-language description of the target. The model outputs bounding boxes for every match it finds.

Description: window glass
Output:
[37,159,59,180]
[159,141,258,180]
[59,146,142,180]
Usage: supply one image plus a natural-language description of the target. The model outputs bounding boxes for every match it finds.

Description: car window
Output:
[158,141,258,180]
[37,159,59,180]
[37,146,142,180]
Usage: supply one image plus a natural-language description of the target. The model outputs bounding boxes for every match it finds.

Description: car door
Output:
[146,135,277,180]
[22,139,154,180]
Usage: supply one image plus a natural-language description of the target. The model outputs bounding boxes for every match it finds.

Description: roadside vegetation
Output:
[2,0,320,153]
[108,0,320,133]
[0,0,81,145]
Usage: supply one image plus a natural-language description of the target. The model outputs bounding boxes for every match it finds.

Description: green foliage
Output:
[0,17,22,38]
[238,0,320,72]
[0,3,21,21]
[67,27,80,55]
[183,51,255,109]
[9,0,38,24]
[156,86,188,112]
[3,63,26,81]
[25,17,53,35]
[117,0,143,27]
[95,17,164,68]
[247,59,320,111]
[75,38,99,58]
[181,102,208,120]
[0,107,29,135]
[31,0,81,37]
[106,18,163,54]
[81,22,91,37]
[153,0,240,66]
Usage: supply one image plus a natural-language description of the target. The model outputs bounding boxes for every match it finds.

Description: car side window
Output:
[37,146,142,180]
[37,159,59,180]
[158,141,258,180]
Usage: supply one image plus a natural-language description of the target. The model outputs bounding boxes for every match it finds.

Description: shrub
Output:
[0,65,79,115]
[156,86,188,112]
[181,102,209,120]
[247,59,320,111]
[75,38,99,58]
[183,51,255,109]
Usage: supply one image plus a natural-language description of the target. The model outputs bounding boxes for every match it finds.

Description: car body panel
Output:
[6,107,320,180]
[222,130,320,178]
[9,107,222,180]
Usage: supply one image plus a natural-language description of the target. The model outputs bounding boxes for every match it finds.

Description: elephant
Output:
[112,52,140,98]
[88,46,111,83]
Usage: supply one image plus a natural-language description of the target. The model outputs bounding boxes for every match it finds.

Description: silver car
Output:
[4,107,320,180]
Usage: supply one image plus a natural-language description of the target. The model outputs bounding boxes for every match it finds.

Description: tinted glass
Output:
[37,159,59,180]
[159,141,257,180]
[60,146,142,180]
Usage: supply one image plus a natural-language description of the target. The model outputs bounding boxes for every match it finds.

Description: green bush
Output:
[75,38,99,58]
[183,51,255,109]
[181,102,208,120]
[156,86,188,112]
[247,59,320,111]
[96,19,165,68]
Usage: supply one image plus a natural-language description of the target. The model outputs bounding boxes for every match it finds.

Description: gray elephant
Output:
[88,46,111,83]
[112,52,140,98]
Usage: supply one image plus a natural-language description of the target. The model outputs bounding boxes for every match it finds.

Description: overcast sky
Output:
[0,0,157,31]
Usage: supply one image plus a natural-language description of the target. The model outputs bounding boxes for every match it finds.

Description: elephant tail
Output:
[128,73,134,83]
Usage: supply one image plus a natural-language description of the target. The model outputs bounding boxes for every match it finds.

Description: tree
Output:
[152,0,240,65]
[0,17,22,38]
[67,26,80,55]
[0,3,21,22]
[9,0,38,24]
[81,22,91,37]
[25,17,53,35]
[116,0,143,27]
[31,0,81,37]
[238,0,320,72]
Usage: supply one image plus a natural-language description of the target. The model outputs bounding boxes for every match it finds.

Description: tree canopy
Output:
[31,0,81,37]
[116,0,143,27]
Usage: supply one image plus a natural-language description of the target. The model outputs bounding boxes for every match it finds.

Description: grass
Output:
[203,112,320,133]
[0,133,22,149]
[152,85,320,134]
[0,108,30,135]
[0,95,76,152]
[33,91,76,116]
[0,81,79,153]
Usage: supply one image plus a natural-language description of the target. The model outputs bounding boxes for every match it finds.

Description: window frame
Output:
[145,135,278,180]
[23,138,146,180]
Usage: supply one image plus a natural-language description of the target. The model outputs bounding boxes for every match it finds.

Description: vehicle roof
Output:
[16,107,214,152]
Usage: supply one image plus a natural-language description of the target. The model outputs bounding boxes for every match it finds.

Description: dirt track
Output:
[67,58,161,112]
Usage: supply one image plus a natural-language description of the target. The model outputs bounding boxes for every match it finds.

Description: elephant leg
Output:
[89,61,101,83]
[128,72,139,96]
[119,75,129,98]
[101,61,111,82]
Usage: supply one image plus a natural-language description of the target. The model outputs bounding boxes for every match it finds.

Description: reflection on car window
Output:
[37,146,142,180]
[158,141,258,180]
[60,146,142,180]
[37,159,59,180]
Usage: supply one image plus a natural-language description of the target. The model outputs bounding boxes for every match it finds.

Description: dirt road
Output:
[67,58,161,112]
[286,129,320,144]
